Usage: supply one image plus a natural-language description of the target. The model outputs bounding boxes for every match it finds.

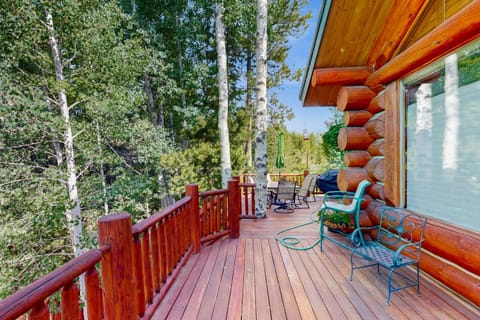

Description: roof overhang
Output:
[298,0,333,107]
[299,0,474,107]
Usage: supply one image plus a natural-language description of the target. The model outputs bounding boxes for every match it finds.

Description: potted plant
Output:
[320,211,355,234]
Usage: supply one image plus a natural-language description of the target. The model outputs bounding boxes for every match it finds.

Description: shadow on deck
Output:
[152,200,480,320]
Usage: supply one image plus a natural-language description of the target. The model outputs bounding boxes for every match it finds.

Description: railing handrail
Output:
[199,188,229,197]
[132,196,192,236]
[0,248,107,320]
[0,180,241,320]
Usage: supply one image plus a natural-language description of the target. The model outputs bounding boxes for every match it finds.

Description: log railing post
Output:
[98,213,137,320]
[186,184,201,254]
[228,179,240,238]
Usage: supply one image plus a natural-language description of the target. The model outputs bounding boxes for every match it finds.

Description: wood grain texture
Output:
[311,66,372,86]
[337,86,376,112]
[366,93,386,114]
[151,203,480,317]
[367,139,385,156]
[343,110,373,127]
[343,150,372,167]
[367,0,431,69]
[98,214,137,320]
[367,183,385,200]
[366,0,480,88]
[364,113,385,139]
[338,127,374,151]
[337,168,371,192]
[383,82,402,206]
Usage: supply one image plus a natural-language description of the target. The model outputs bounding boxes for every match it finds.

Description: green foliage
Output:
[0,0,314,299]
[321,110,344,168]
[266,127,329,175]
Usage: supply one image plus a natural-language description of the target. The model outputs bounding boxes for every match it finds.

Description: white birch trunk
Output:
[46,10,83,258]
[246,55,254,168]
[254,0,268,218]
[46,10,86,315]
[215,2,232,189]
[96,122,109,215]
[175,12,188,148]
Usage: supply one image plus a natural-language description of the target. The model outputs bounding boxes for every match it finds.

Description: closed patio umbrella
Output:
[275,131,285,175]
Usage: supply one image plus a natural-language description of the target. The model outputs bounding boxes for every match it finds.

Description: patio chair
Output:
[295,174,318,208]
[271,180,296,213]
[319,179,371,250]
[349,207,428,305]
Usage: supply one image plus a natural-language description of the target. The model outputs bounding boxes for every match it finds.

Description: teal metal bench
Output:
[349,206,428,305]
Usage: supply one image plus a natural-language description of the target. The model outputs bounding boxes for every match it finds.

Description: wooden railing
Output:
[0,181,240,320]
[199,180,240,242]
[241,172,308,185]
[239,182,256,218]
[239,171,310,218]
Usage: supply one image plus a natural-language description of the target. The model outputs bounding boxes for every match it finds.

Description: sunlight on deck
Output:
[152,200,480,319]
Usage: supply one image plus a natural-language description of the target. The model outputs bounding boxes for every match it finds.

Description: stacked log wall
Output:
[336,84,480,307]
[337,85,385,202]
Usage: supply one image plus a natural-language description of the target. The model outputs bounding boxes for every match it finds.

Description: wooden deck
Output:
[152,200,480,319]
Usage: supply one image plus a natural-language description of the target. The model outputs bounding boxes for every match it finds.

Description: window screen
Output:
[403,40,480,232]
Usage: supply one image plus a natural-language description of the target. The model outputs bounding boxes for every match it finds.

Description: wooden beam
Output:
[343,151,372,167]
[337,168,371,192]
[383,82,402,207]
[343,110,372,127]
[367,0,431,69]
[311,66,372,87]
[366,94,386,114]
[364,114,385,140]
[367,139,385,157]
[336,86,376,112]
[337,127,374,151]
[366,0,480,88]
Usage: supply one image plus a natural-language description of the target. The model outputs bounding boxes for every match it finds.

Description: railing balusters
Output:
[150,225,161,292]
[133,236,146,317]
[1,180,241,320]
[159,221,167,283]
[85,267,102,320]
[141,232,153,304]
[29,301,49,320]
[60,283,80,320]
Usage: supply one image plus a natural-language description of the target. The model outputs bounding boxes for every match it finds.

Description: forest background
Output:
[0,0,343,298]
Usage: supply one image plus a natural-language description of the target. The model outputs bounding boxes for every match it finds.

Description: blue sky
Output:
[273,1,335,134]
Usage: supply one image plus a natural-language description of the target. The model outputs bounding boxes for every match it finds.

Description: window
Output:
[403,40,480,232]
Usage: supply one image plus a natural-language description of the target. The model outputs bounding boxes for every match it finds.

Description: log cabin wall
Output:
[336,81,480,307]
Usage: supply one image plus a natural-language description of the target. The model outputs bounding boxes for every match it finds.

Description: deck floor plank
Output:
[253,239,271,320]
[287,246,343,319]
[327,241,408,320]
[278,243,318,319]
[180,243,222,319]
[152,201,480,319]
[261,240,287,320]
[304,239,378,319]
[150,252,201,320]
[212,239,238,320]
[226,238,245,320]
[196,239,230,320]
[296,241,360,320]
[268,239,303,320]
[242,239,256,320]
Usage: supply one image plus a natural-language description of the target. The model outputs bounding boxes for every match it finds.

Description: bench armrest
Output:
[393,240,424,265]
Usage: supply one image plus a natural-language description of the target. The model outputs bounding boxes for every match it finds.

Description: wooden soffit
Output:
[301,0,474,107]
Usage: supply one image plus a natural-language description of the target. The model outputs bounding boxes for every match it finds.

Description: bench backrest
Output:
[343,179,371,213]
[378,207,428,261]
